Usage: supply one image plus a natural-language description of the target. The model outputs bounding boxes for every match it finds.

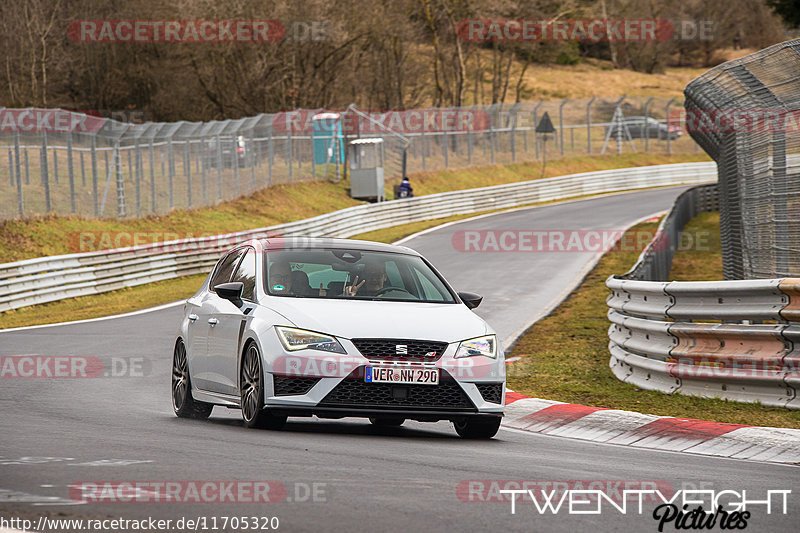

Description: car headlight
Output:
[276,327,346,354]
[454,335,497,359]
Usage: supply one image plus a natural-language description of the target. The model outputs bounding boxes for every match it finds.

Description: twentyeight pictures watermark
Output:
[458,481,792,531]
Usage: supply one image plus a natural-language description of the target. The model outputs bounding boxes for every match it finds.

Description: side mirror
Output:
[458,291,483,310]
[215,282,244,306]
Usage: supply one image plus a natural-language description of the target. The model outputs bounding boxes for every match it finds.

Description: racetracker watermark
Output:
[0,356,149,378]
[451,229,715,253]
[68,20,332,43]
[0,109,106,133]
[272,109,491,134]
[457,19,713,42]
[68,481,327,503]
[671,109,800,133]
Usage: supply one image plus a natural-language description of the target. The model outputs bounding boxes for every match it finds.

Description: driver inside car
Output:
[344,259,388,297]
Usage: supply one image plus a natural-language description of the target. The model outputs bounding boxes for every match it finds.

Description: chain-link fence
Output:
[0,97,701,220]
[684,39,800,280]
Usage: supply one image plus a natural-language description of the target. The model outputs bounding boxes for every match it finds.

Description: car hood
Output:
[263,298,490,342]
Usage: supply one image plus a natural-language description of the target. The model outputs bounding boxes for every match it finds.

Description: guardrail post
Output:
[665,98,676,155]
[559,99,570,156]
[643,97,654,153]
[14,132,22,216]
[40,132,51,213]
[586,97,595,155]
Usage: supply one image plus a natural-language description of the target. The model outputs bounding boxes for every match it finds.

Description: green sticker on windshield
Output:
[272,284,285,291]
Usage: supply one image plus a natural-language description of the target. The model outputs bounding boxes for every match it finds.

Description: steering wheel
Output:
[375,286,413,297]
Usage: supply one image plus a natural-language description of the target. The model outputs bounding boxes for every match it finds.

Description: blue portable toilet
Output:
[312,112,344,165]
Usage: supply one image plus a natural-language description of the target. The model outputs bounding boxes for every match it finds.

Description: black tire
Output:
[172,339,213,419]
[240,342,287,430]
[369,417,405,427]
[453,417,501,439]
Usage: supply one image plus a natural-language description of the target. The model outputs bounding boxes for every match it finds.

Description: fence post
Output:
[14,132,22,216]
[268,122,274,186]
[288,128,293,182]
[510,102,520,162]
[249,128,256,191]
[53,149,59,185]
[586,97,596,154]
[67,133,75,213]
[115,143,127,218]
[41,132,51,213]
[135,141,141,217]
[7,148,12,187]
[533,101,543,159]
[149,141,156,214]
[24,149,29,185]
[91,136,98,216]
[200,139,207,205]
[442,130,448,168]
[643,97,654,153]
[233,137,240,196]
[559,99,570,156]
[168,137,175,208]
[665,98,676,155]
[216,134,223,200]
[80,151,86,187]
[185,140,192,208]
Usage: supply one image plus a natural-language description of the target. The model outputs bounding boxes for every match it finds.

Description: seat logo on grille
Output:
[395,344,408,355]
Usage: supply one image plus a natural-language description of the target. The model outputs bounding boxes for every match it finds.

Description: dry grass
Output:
[507,214,800,428]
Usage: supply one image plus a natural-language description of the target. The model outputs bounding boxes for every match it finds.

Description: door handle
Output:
[208,318,219,326]
[188,314,198,322]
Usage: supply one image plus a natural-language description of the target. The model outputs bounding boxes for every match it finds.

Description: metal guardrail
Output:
[606,183,800,409]
[0,162,716,314]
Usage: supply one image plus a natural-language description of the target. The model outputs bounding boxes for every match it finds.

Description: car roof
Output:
[258,236,421,256]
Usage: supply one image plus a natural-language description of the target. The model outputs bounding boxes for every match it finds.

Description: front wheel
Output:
[172,339,213,419]
[453,417,501,439]
[240,342,287,430]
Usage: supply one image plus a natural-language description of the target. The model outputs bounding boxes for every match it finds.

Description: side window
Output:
[210,250,244,291]
[411,266,447,301]
[231,248,257,301]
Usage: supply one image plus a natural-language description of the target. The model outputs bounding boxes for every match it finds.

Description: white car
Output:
[172,237,506,438]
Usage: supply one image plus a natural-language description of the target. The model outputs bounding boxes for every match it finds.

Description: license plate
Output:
[365,366,439,385]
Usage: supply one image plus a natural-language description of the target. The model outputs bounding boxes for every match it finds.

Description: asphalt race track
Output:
[1,186,797,532]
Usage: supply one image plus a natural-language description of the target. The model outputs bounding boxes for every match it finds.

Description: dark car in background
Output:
[606,116,682,141]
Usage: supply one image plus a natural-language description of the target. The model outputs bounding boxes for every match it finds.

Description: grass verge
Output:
[507,214,800,428]
[0,152,708,263]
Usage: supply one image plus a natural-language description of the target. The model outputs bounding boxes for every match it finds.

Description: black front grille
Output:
[319,368,475,411]
[273,376,321,396]
[352,338,448,362]
[475,383,504,404]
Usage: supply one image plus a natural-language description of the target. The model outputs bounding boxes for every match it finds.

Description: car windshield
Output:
[264,248,457,303]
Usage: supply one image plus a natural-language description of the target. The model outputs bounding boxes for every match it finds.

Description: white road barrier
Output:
[0,162,716,313]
